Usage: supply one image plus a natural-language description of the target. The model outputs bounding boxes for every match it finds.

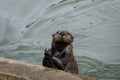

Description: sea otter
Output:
[42,30,78,74]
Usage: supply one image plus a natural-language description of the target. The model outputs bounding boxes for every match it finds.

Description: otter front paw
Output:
[52,57,65,70]
[44,48,52,59]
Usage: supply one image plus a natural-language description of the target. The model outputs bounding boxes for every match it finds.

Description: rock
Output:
[0,57,96,80]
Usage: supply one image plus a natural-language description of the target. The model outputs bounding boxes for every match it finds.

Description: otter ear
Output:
[52,34,54,36]
[72,36,74,40]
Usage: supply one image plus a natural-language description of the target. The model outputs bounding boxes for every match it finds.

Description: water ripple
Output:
[76,56,120,80]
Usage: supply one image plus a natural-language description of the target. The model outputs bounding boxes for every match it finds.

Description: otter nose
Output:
[60,31,65,36]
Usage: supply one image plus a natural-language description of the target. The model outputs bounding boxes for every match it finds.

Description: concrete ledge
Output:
[0,57,96,80]
[0,73,28,80]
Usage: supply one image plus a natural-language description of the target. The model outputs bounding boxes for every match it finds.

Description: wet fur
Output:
[42,31,78,74]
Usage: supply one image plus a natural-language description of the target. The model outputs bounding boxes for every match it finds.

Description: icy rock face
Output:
[0,57,96,80]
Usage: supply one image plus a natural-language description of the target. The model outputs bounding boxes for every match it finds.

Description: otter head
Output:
[52,30,74,43]
[52,30,74,50]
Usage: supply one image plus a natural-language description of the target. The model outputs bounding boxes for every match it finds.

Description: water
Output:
[0,0,120,80]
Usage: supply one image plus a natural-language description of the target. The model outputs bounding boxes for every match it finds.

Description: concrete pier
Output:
[0,57,96,80]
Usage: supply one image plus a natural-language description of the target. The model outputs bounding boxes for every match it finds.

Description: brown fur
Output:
[42,30,78,74]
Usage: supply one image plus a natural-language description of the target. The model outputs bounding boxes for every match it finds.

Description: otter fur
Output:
[42,30,78,74]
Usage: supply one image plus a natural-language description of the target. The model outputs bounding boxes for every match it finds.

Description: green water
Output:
[0,0,120,80]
